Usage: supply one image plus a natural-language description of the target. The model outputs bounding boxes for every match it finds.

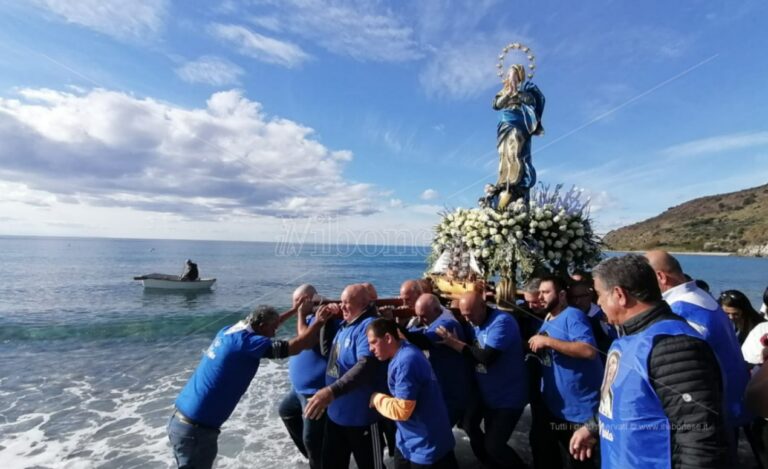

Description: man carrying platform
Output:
[368,318,459,469]
[168,302,332,469]
[304,284,386,469]
[436,291,528,469]
[406,293,470,426]
[528,275,603,469]
[278,284,339,469]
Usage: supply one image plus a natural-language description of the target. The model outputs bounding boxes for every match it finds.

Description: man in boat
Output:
[180,259,199,281]
[279,284,339,469]
[304,284,387,469]
[367,317,459,469]
[569,254,729,468]
[168,302,332,469]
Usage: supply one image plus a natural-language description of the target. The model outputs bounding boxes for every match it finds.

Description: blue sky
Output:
[0,0,766,244]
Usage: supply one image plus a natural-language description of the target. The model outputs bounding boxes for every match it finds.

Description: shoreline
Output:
[605,250,734,257]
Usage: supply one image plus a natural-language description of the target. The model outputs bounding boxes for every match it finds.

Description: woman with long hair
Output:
[719,289,765,345]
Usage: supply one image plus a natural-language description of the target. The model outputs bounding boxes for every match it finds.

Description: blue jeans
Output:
[278,389,326,469]
[167,413,220,469]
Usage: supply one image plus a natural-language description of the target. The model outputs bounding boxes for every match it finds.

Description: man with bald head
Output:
[645,249,750,439]
[278,284,337,469]
[304,283,386,469]
[400,280,423,309]
[437,291,528,469]
[406,293,470,425]
[399,279,424,328]
[362,282,379,302]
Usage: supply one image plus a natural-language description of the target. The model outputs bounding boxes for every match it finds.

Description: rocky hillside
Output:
[603,183,768,255]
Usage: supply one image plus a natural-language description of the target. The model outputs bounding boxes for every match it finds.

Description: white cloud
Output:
[30,0,168,42]
[245,0,422,62]
[0,87,377,219]
[421,189,439,200]
[419,34,532,99]
[210,23,310,68]
[176,56,244,86]
[660,131,768,158]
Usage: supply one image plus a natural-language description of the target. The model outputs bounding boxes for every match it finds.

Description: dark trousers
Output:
[394,446,459,469]
[446,400,466,428]
[530,413,597,469]
[462,397,525,469]
[323,417,385,469]
[747,419,768,468]
[382,417,397,457]
[278,389,325,469]
[167,413,220,469]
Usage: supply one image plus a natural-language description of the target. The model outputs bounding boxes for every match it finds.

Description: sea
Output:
[0,236,766,469]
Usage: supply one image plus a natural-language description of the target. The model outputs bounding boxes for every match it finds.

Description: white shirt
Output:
[662,281,718,311]
[742,322,768,365]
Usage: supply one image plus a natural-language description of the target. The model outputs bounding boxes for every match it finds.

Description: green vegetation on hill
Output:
[603,184,768,254]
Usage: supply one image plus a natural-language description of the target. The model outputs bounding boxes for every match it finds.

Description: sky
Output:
[0,0,767,246]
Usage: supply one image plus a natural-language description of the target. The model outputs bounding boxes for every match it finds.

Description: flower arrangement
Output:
[430,184,602,281]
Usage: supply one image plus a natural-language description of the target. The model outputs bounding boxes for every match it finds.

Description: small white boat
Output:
[133,273,216,290]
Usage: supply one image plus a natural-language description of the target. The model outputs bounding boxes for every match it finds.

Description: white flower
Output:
[554,241,563,248]
[576,229,585,236]
[492,234,503,244]
[482,248,490,258]
[501,228,509,236]
[489,228,498,235]
[547,251,555,259]
[542,230,549,237]
[559,225,567,231]
[515,230,523,239]
[474,237,483,246]
[530,221,538,228]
